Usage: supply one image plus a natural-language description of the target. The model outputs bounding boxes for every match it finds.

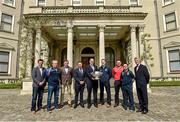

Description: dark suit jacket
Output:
[134,64,150,88]
[73,68,86,85]
[32,66,46,88]
[85,64,99,82]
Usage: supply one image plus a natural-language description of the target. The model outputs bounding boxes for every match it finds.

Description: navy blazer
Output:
[32,66,46,88]
[134,64,150,88]
[85,64,99,82]
[99,65,112,82]
[73,68,86,85]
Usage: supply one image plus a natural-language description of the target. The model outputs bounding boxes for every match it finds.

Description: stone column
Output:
[130,25,137,92]
[130,25,137,69]
[21,28,34,95]
[67,25,73,67]
[99,24,105,65]
[34,28,41,64]
[139,25,145,64]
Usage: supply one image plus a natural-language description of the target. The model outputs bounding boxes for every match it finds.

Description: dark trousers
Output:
[114,80,122,105]
[31,87,44,111]
[87,80,98,105]
[100,81,111,105]
[47,85,59,111]
[74,83,85,105]
[136,85,148,111]
[122,85,135,110]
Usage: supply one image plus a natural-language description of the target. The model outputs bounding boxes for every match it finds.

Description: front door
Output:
[81,57,94,68]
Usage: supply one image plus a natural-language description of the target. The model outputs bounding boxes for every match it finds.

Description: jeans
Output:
[31,87,44,111]
[47,85,60,111]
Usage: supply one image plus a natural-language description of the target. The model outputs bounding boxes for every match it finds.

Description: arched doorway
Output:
[105,47,115,68]
[61,48,67,66]
[81,47,95,68]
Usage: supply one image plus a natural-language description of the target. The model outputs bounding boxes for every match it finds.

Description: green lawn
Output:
[150,80,180,87]
[0,82,22,89]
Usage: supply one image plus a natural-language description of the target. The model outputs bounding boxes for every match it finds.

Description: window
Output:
[130,0,138,6]
[0,51,9,73]
[0,13,13,32]
[2,0,15,7]
[168,49,180,72]
[72,0,81,6]
[37,0,45,6]
[164,12,178,31]
[163,0,174,6]
[95,0,104,6]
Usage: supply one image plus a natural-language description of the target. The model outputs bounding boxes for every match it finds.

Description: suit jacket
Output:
[32,66,46,88]
[99,65,112,82]
[85,64,99,82]
[73,68,86,86]
[60,66,73,85]
[134,64,150,88]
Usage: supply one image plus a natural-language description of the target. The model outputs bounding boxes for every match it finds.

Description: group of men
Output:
[31,57,150,114]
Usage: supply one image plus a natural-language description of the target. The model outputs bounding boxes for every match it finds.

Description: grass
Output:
[150,80,180,87]
[0,82,22,89]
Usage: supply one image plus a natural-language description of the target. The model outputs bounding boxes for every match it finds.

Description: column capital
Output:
[130,25,137,32]
[99,24,106,32]
[138,24,145,32]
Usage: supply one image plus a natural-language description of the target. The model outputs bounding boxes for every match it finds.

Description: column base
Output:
[20,77,32,95]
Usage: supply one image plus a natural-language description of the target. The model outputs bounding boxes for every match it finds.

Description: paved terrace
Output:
[0,87,180,121]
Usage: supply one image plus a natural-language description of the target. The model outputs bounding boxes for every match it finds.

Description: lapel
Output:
[36,67,41,76]
[137,64,142,73]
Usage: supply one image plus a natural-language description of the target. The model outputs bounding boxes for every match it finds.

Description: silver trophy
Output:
[91,71,103,80]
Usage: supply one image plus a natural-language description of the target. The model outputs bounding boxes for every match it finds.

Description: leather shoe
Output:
[136,109,143,112]
[87,104,91,109]
[94,104,98,108]
[80,104,85,108]
[74,104,78,109]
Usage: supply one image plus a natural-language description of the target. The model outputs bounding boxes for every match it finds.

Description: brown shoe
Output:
[106,104,111,108]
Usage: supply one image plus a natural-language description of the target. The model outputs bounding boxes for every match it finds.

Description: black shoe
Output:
[142,110,148,114]
[87,104,91,109]
[114,103,118,107]
[80,104,85,108]
[123,106,127,110]
[136,109,143,112]
[74,104,78,109]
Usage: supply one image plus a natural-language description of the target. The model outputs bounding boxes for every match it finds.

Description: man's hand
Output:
[80,81,85,84]
[39,81,44,86]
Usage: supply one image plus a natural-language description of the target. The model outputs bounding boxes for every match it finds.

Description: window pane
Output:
[4,0,14,6]
[166,21,177,30]
[0,52,9,62]
[2,14,12,24]
[164,0,173,5]
[73,0,81,6]
[38,0,45,6]
[1,22,12,32]
[165,13,175,23]
[169,50,180,61]
[130,0,138,5]
[170,62,180,71]
[96,0,104,5]
[0,63,8,73]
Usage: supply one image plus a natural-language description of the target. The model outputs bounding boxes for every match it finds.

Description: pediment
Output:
[164,41,180,48]
[0,42,14,50]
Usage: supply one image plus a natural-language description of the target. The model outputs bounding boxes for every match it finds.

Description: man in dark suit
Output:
[73,61,86,109]
[134,57,150,114]
[31,59,46,114]
[99,59,112,107]
[85,58,99,109]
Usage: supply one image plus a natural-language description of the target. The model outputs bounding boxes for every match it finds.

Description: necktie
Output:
[136,64,139,71]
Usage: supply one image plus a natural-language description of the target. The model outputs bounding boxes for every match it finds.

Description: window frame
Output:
[0,51,11,74]
[95,0,105,6]
[2,0,15,7]
[163,11,178,32]
[71,0,82,6]
[162,0,175,6]
[129,0,139,6]
[36,0,46,6]
[0,13,14,33]
[167,49,180,72]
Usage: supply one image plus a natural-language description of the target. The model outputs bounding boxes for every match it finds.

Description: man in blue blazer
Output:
[99,59,112,107]
[85,58,99,109]
[73,61,86,109]
[134,57,150,114]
